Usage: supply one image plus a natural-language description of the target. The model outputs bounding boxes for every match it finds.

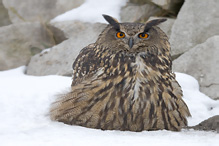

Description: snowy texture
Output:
[0,66,219,146]
[176,73,219,126]
[51,0,127,23]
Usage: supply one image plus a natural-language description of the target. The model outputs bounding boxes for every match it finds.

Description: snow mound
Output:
[51,0,127,23]
[176,72,219,126]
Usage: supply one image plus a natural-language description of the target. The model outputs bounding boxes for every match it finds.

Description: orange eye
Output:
[138,33,149,39]
[116,32,125,38]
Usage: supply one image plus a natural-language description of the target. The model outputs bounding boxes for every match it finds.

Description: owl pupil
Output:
[141,34,145,37]
[120,33,124,36]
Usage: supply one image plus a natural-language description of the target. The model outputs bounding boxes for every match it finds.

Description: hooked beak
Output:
[128,38,134,49]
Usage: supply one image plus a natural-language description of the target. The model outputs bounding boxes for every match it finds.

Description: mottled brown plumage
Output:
[50,15,191,131]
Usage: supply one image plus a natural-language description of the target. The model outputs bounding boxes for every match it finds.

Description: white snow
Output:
[176,73,219,126]
[40,48,51,54]
[51,0,127,23]
[0,66,219,146]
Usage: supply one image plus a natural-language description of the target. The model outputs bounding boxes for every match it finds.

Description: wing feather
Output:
[72,44,102,86]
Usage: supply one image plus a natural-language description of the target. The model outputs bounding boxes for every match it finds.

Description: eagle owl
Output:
[50,15,191,131]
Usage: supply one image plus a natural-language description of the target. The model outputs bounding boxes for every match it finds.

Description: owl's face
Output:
[96,15,169,56]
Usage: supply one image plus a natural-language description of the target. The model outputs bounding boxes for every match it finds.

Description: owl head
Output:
[96,15,169,56]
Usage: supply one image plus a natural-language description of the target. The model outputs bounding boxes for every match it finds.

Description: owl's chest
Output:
[100,55,157,100]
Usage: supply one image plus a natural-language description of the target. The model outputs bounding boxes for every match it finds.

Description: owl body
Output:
[50,15,191,131]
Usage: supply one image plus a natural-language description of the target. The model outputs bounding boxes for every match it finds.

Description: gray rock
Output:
[0,22,54,71]
[0,0,11,26]
[173,36,219,100]
[26,21,107,76]
[151,0,170,9]
[27,39,75,76]
[2,0,85,23]
[120,3,161,22]
[152,0,184,15]
[148,17,175,38]
[187,115,219,132]
[169,0,219,56]
[50,21,106,39]
[56,0,85,13]
[46,24,67,45]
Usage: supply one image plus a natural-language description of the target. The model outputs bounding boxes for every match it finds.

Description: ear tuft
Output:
[102,14,120,31]
[144,19,167,32]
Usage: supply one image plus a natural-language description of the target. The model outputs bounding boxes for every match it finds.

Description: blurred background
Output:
[0,0,218,100]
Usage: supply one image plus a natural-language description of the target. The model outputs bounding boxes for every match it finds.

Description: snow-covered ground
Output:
[0,66,218,146]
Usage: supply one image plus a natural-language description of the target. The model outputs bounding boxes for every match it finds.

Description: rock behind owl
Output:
[50,14,191,131]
